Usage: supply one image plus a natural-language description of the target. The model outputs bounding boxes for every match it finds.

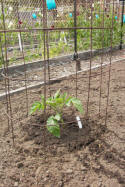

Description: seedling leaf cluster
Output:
[30,90,84,138]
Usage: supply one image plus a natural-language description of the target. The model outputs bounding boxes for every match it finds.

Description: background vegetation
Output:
[0,1,124,67]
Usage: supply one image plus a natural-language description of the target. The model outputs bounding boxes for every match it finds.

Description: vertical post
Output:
[1,0,14,145]
[73,0,81,72]
[99,0,105,116]
[17,3,29,116]
[86,0,93,117]
[45,1,51,97]
[74,0,77,56]
[120,0,125,49]
[105,0,115,126]
[42,0,47,147]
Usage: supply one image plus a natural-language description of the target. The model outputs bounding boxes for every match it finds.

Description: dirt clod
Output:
[17,162,24,168]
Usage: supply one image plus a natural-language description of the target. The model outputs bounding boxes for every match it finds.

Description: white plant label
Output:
[76,116,82,129]
[18,33,22,52]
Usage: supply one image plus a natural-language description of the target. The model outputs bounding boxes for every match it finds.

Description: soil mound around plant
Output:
[21,114,106,154]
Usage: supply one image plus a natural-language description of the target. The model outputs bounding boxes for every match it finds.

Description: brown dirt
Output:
[1,48,125,95]
[0,60,125,187]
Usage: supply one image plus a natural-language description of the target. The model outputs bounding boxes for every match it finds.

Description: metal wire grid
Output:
[0,0,118,147]
[0,0,122,65]
[0,0,120,31]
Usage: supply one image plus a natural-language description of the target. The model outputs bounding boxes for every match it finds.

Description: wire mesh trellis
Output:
[0,0,124,149]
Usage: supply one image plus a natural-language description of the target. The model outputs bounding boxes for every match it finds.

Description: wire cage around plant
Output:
[0,0,124,152]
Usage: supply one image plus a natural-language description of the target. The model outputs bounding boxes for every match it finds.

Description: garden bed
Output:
[1,47,125,100]
[0,45,124,79]
[0,60,125,187]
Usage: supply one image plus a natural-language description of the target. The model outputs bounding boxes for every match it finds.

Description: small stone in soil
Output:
[14,182,18,187]
[65,169,73,174]
[57,181,63,187]
[17,162,24,168]
[43,177,48,182]
[35,166,42,178]
[81,166,87,171]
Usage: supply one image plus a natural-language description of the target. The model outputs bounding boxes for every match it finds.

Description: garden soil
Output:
[1,48,125,95]
[0,60,125,187]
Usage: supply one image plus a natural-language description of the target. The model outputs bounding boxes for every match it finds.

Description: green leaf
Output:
[65,96,72,106]
[55,113,61,121]
[56,98,64,104]
[30,102,42,114]
[47,116,60,138]
[46,99,57,108]
[54,89,60,99]
[41,95,45,102]
[62,92,67,100]
[41,95,46,109]
[71,98,84,114]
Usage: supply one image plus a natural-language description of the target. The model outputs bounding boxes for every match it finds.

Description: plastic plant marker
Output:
[19,20,22,25]
[95,14,99,19]
[123,15,125,23]
[18,34,22,52]
[51,25,54,29]
[46,0,56,10]
[76,116,82,129]
[8,21,13,28]
[69,13,72,17]
[115,16,117,20]
[32,13,37,19]
[9,6,13,11]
